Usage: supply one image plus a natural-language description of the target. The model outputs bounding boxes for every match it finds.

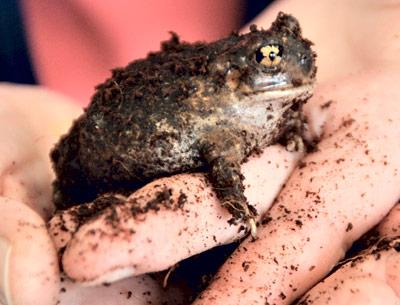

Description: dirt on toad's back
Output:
[51,33,242,208]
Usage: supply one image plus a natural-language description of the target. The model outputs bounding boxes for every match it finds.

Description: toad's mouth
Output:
[252,72,315,97]
[250,83,315,103]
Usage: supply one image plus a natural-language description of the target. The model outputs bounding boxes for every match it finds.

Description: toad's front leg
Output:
[200,135,258,238]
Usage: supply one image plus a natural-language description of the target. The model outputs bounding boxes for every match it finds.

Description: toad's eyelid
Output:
[258,44,283,54]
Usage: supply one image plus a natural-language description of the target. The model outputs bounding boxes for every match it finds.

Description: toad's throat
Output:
[217,84,312,130]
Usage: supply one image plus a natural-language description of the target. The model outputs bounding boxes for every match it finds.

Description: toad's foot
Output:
[285,133,305,152]
[223,198,258,238]
[246,209,258,239]
[280,104,317,153]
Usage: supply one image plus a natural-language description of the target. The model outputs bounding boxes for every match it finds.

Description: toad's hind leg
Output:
[201,141,258,238]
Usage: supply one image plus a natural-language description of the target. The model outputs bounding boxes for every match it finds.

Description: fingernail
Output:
[79,266,136,286]
[0,237,11,305]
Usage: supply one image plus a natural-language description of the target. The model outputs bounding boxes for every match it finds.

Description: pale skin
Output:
[0,86,187,305]
[1,0,400,304]
[193,72,400,305]
[294,204,400,305]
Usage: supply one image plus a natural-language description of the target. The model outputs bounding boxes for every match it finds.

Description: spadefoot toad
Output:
[51,12,317,237]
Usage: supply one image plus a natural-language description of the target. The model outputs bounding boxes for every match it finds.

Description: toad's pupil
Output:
[269,52,276,61]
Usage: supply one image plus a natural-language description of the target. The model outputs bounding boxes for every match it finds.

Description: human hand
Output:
[295,203,400,305]
[0,83,80,305]
[191,70,400,304]
[48,141,306,284]
[0,84,183,305]
[49,66,400,305]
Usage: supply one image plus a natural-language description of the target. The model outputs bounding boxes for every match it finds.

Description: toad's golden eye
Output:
[255,45,283,67]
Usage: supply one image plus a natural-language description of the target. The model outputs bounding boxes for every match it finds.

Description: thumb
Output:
[0,197,60,305]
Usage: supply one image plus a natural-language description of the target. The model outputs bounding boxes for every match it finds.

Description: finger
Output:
[49,145,303,284]
[192,72,400,305]
[49,198,111,250]
[0,84,81,219]
[297,239,400,305]
[58,274,185,305]
[0,197,59,305]
[296,204,400,305]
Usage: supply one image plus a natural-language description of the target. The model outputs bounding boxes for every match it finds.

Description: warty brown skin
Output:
[51,13,316,232]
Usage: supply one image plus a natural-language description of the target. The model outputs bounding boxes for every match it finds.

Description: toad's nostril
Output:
[292,78,303,86]
[300,54,308,65]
